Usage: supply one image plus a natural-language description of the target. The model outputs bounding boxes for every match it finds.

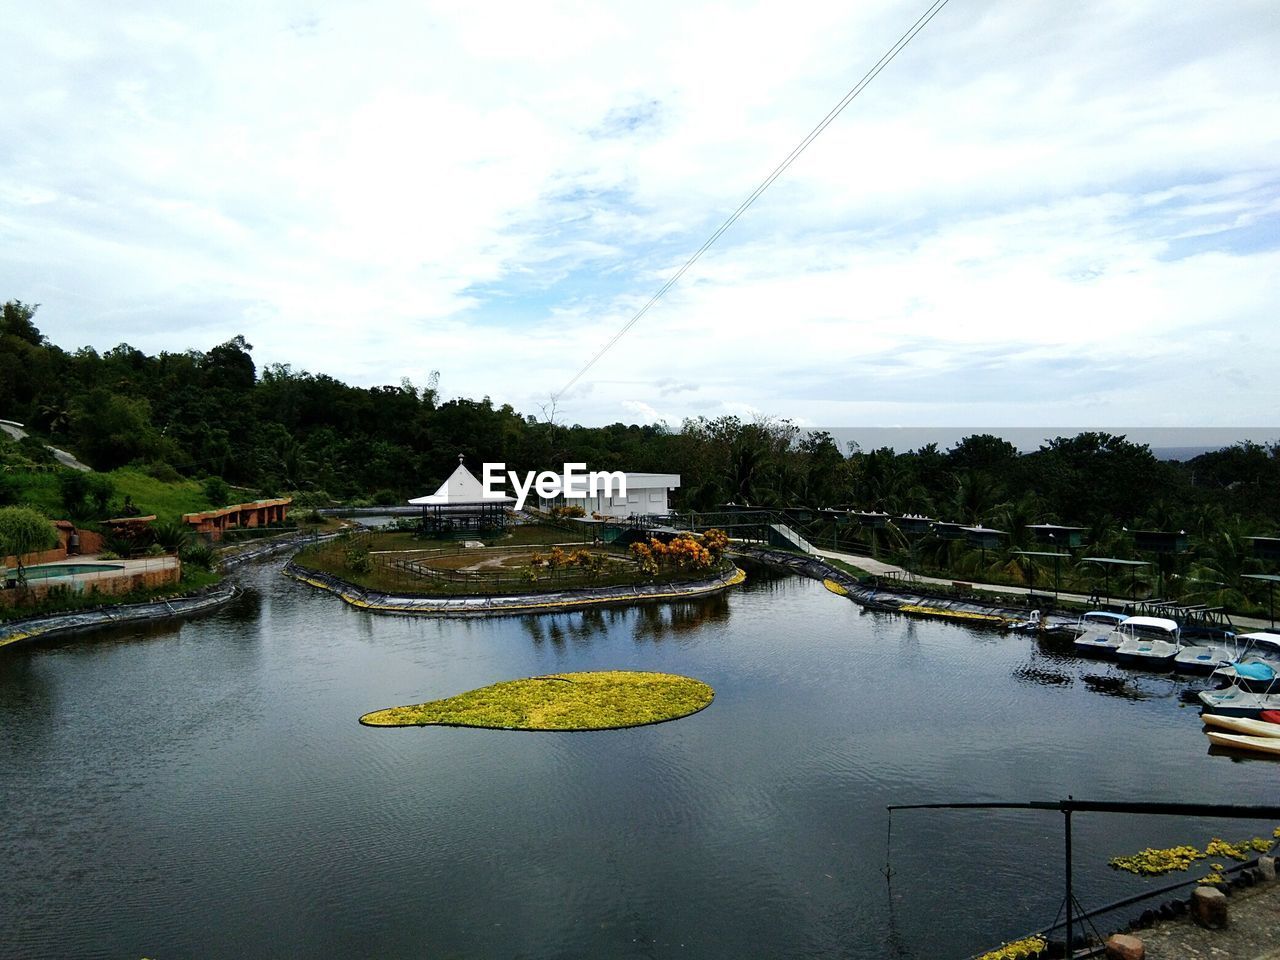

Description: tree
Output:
[0,506,59,587]
[1,300,45,346]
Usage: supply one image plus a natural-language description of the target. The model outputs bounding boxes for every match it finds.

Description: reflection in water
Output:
[1012,664,1074,687]
[1033,633,1082,663]
[1082,672,1149,701]
[1206,744,1280,763]
[1,557,1274,960]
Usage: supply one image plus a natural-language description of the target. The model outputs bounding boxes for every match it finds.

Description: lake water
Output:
[0,559,1273,960]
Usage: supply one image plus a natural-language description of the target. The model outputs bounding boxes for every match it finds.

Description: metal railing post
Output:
[1064,804,1073,956]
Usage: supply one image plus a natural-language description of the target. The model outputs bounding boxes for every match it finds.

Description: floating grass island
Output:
[359,670,714,731]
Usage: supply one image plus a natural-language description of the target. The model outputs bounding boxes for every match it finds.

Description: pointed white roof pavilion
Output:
[408,456,514,506]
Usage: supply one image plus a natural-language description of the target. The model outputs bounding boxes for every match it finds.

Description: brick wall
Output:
[0,560,182,609]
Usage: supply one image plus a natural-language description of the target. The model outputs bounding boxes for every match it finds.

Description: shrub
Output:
[151,519,193,552]
[17,435,55,465]
[180,542,215,571]
[371,488,400,506]
[144,543,166,556]
[344,543,372,574]
[59,470,92,514]
[98,550,121,561]
[292,489,332,509]
[0,506,59,581]
[701,528,730,560]
[201,476,231,507]
[142,460,182,483]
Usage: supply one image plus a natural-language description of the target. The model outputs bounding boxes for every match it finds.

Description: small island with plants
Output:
[359,671,715,731]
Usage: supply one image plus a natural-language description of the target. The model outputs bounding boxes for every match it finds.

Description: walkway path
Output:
[1140,880,1280,959]
[0,419,91,471]
[814,548,1276,633]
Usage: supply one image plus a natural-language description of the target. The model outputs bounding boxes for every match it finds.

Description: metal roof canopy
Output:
[1246,537,1280,560]
[1081,557,1150,566]
[1012,550,1072,558]
[853,511,890,528]
[1243,573,1280,583]
[1027,523,1086,547]
[1132,529,1189,553]
[896,515,936,535]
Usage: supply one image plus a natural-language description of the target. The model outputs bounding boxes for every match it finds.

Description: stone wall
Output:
[2,545,69,570]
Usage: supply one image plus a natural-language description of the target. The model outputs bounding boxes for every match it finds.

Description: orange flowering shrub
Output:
[700,528,729,560]
[630,541,659,575]
[629,535,714,574]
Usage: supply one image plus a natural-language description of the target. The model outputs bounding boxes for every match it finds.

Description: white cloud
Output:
[1,0,1276,428]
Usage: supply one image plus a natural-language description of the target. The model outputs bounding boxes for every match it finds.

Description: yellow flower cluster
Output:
[1205,837,1269,861]
[975,935,1048,960]
[1109,846,1205,875]
[1200,864,1228,885]
[1111,831,1277,876]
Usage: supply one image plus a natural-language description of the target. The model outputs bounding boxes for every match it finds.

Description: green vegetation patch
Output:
[104,467,213,523]
[360,670,714,731]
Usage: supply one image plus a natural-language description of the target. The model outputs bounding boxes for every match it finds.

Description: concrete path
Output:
[1140,880,1280,959]
[0,419,91,471]
[814,548,1276,632]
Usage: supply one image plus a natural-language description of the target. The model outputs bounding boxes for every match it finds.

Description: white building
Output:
[538,472,680,519]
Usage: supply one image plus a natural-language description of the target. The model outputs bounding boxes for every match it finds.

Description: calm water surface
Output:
[1,559,1273,959]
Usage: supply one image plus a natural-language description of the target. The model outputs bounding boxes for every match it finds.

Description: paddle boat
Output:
[1201,713,1280,738]
[1113,616,1182,670]
[1173,642,1238,674]
[1210,657,1280,692]
[1198,684,1280,718]
[1204,730,1280,758]
[1070,611,1130,658]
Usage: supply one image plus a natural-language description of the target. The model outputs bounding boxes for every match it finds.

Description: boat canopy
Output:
[1239,632,1280,653]
[1119,616,1179,633]
[1082,611,1126,624]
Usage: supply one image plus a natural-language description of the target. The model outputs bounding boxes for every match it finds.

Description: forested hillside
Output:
[2,300,1278,534]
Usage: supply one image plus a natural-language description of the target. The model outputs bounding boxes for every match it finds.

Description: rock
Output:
[1192,885,1229,929]
[1258,856,1276,881]
[1105,933,1145,960]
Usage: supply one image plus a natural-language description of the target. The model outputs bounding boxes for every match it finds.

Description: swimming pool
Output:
[2,562,125,581]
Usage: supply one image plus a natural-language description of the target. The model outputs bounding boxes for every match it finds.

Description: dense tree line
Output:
[2,300,1278,543]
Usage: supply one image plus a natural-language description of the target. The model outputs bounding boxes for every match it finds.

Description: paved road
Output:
[0,419,91,472]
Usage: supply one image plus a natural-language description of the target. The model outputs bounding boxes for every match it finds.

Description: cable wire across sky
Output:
[554,0,954,401]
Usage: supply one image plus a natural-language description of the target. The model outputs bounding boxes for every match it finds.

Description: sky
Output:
[4,1,1279,429]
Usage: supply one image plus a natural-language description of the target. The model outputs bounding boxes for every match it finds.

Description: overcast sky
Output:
[4,1,1278,428]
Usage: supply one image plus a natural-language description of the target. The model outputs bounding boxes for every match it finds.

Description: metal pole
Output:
[1064,806,1073,957]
